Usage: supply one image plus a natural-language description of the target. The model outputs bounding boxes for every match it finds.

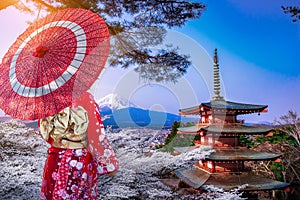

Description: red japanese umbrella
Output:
[0,8,110,120]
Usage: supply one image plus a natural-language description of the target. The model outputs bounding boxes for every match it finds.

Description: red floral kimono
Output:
[39,92,119,200]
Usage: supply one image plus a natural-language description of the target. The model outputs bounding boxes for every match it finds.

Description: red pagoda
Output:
[174,49,289,192]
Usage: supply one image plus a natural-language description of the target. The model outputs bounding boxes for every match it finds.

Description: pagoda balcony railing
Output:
[196,121,245,126]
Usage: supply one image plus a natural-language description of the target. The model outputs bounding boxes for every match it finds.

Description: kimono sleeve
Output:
[77,92,119,175]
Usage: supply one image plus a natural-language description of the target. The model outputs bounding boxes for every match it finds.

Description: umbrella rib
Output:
[1,46,29,64]
[47,52,105,78]
[0,49,37,85]
[42,58,61,115]
[49,56,90,107]
[47,33,108,49]
[43,54,60,117]
[6,54,33,83]
[48,57,76,93]
[40,9,91,47]
[0,54,32,95]
[0,72,21,116]
[48,53,98,94]
[33,53,51,119]
[36,11,109,56]
[35,9,67,46]
[10,54,38,119]
[50,50,108,57]
[34,9,81,50]
[63,9,96,30]
[49,53,80,79]
[9,70,33,119]
[13,75,33,119]
[0,76,19,99]
[70,19,107,35]
[45,11,107,49]
[45,24,75,47]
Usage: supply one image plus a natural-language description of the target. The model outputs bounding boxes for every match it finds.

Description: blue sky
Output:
[1,0,300,123]
[183,0,300,77]
[171,0,300,123]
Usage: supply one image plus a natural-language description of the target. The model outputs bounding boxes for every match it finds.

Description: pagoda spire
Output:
[212,48,224,101]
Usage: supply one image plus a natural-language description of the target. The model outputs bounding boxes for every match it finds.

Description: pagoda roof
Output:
[179,100,268,115]
[177,125,199,134]
[179,106,200,115]
[173,146,199,154]
[207,172,290,191]
[174,168,289,191]
[201,124,272,134]
[206,148,281,161]
[178,124,272,134]
[203,100,268,111]
[174,168,210,189]
[177,125,208,134]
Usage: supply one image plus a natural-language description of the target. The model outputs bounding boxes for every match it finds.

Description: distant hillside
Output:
[244,121,274,128]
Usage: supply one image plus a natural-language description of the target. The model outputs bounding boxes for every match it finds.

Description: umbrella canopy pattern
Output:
[0,8,110,120]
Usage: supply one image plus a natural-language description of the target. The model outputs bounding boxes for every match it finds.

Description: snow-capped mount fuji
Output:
[96,93,196,129]
[97,93,140,110]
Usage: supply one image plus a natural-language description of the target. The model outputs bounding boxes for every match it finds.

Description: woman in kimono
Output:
[39,91,119,200]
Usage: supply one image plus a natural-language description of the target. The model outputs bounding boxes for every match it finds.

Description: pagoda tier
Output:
[197,148,281,173]
[201,124,272,134]
[178,124,272,147]
[206,148,281,161]
[179,100,268,116]
[174,168,289,191]
[178,124,272,135]
[200,124,273,147]
[180,100,268,124]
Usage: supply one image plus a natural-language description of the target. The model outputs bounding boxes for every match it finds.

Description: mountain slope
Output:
[97,94,196,129]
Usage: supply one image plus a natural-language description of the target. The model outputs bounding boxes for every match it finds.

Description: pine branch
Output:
[31,0,59,12]
[282,5,300,22]
[0,0,19,10]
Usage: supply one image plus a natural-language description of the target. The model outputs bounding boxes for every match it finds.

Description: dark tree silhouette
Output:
[4,0,206,82]
[282,5,300,22]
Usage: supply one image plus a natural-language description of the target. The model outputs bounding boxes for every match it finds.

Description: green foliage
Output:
[170,134,195,147]
[239,135,255,148]
[240,130,297,148]
[157,121,180,152]
[164,121,180,146]
[241,130,299,183]
[158,121,198,153]
[182,121,195,127]
[194,133,200,141]
[268,130,298,146]
[271,162,285,181]
[255,135,266,145]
